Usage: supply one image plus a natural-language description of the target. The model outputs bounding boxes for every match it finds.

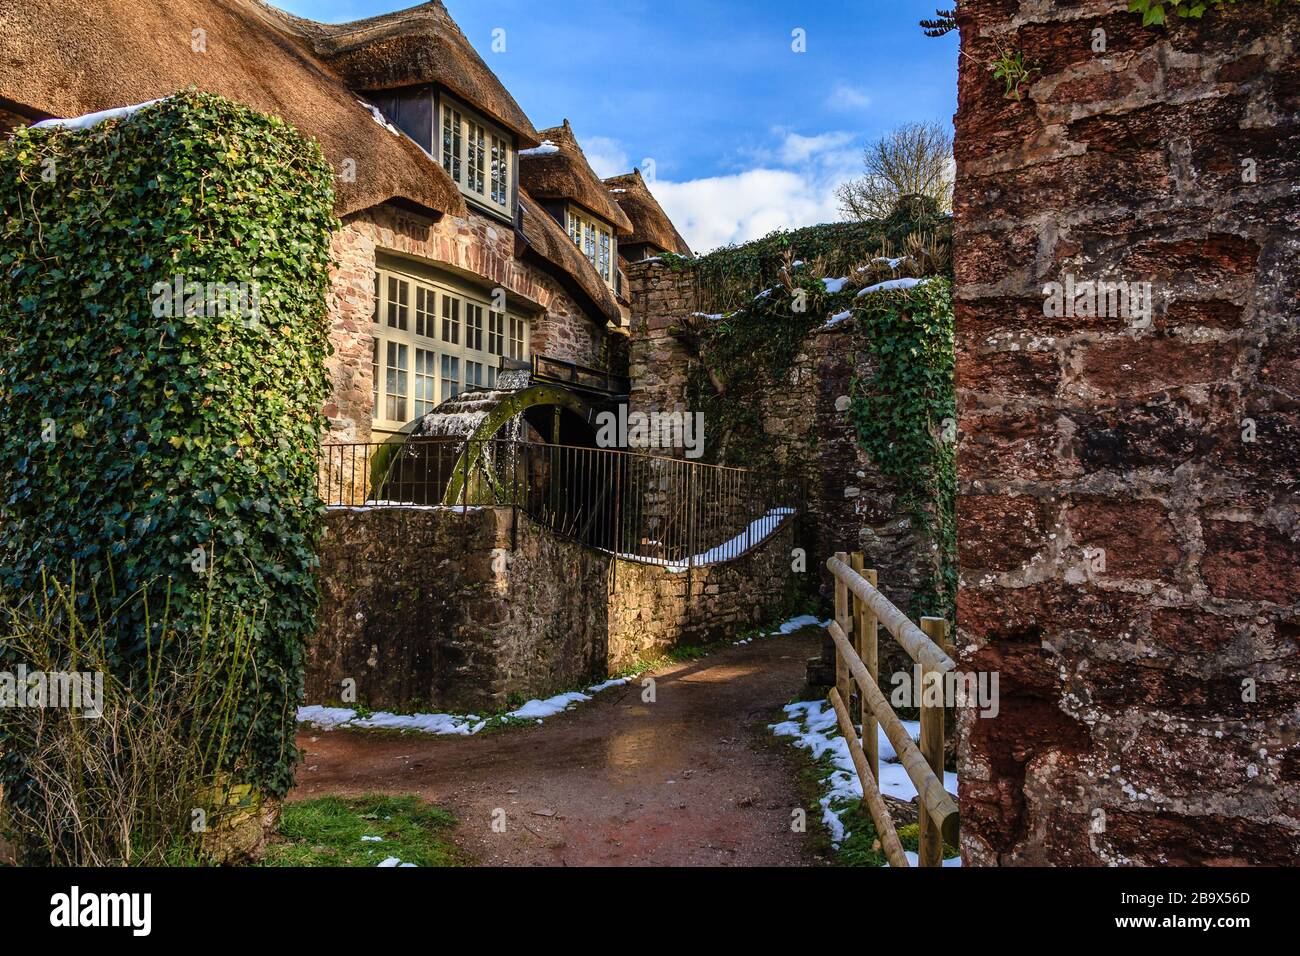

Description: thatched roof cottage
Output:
[0,0,690,443]
[604,169,694,264]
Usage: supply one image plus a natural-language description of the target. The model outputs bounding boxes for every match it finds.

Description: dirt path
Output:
[290,629,825,866]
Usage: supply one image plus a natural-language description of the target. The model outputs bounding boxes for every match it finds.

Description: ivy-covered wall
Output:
[627,210,956,633]
[0,93,335,818]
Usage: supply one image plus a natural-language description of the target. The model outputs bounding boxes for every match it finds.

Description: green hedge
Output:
[0,91,335,808]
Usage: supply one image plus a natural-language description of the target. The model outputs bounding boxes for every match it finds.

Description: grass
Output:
[261,795,464,867]
[788,732,958,867]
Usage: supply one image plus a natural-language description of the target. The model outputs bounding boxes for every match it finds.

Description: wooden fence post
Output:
[864,568,880,782]
[833,552,851,712]
[919,616,949,867]
[851,554,879,783]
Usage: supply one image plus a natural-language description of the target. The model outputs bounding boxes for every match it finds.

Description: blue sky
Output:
[276,0,959,252]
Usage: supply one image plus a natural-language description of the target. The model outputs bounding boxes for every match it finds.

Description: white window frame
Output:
[566,205,617,289]
[438,93,513,215]
[371,265,529,433]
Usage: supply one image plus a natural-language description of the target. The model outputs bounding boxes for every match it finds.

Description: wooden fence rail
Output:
[826,552,958,867]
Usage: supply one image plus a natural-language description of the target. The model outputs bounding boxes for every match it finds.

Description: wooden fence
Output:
[827,551,959,867]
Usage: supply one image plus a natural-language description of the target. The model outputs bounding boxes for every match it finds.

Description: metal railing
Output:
[320,437,801,569]
[500,354,630,397]
[826,552,958,868]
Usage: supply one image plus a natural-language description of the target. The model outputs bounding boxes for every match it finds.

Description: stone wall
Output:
[606,518,799,668]
[624,261,940,620]
[954,0,1299,864]
[325,204,609,445]
[307,504,797,713]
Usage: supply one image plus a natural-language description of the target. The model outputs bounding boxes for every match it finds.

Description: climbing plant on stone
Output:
[668,208,952,468]
[848,278,956,620]
[0,91,335,836]
[1128,0,1296,27]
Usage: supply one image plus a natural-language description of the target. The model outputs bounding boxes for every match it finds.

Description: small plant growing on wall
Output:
[1128,0,1296,27]
[989,43,1037,101]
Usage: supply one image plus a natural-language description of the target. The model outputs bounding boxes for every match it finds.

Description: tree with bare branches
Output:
[836,122,955,222]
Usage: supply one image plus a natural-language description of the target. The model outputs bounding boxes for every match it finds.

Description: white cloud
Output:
[650,129,863,253]
[777,130,855,165]
[651,169,840,254]
[581,135,630,179]
[826,82,873,112]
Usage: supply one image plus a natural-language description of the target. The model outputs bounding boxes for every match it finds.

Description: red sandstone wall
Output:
[954,0,1299,864]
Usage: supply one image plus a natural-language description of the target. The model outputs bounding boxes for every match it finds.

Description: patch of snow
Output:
[856,277,928,298]
[361,836,383,842]
[733,614,829,645]
[822,277,850,295]
[357,101,401,137]
[506,691,590,720]
[823,309,854,329]
[657,508,795,571]
[773,614,826,635]
[377,857,417,868]
[298,676,632,736]
[691,311,727,322]
[607,507,795,570]
[770,699,958,858]
[893,851,962,867]
[520,140,560,156]
[33,98,165,131]
[872,256,911,271]
[296,706,357,730]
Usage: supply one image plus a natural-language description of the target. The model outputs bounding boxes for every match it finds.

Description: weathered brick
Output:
[1078,336,1239,397]
[955,0,1298,866]
[1201,519,1300,605]
[1066,497,1181,582]
[958,493,1055,572]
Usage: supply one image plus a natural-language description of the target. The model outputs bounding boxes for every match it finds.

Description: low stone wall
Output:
[607,520,799,668]
[307,505,797,712]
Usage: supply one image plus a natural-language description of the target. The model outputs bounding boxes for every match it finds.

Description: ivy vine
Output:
[1129,0,1296,26]
[0,91,336,818]
[664,206,956,619]
[848,279,956,620]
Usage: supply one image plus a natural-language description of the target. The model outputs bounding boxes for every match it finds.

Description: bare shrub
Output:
[0,578,273,865]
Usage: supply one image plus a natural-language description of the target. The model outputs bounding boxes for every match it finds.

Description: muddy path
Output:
[290,628,827,866]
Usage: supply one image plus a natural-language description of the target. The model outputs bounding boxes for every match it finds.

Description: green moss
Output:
[262,796,464,867]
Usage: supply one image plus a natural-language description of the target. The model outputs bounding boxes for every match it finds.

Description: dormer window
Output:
[438,93,512,215]
[566,206,616,288]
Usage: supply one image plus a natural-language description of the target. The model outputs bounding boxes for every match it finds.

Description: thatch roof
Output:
[519,121,634,234]
[518,186,621,326]
[604,169,692,256]
[0,0,466,219]
[282,1,540,148]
